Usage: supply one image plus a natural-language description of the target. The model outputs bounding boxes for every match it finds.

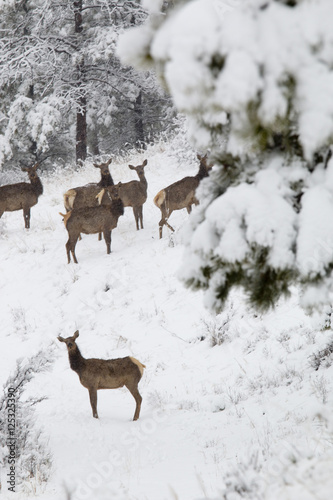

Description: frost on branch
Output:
[0,348,53,493]
[0,96,61,168]
[118,0,333,312]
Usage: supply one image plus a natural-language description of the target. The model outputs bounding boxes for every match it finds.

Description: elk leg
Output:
[88,388,99,418]
[165,208,174,232]
[126,383,142,421]
[159,218,174,238]
[133,207,139,231]
[103,230,111,254]
[158,219,166,239]
[66,240,71,264]
[98,232,102,241]
[66,235,79,264]
[23,207,30,229]
[138,205,143,229]
[71,237,79,264]
[165,220,175,232]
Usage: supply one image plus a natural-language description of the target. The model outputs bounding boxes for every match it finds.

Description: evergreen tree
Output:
[118,0,333,312]
[0,0,175,168]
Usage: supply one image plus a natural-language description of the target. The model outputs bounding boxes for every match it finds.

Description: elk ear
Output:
[107,158,112,165]
[73,330,79,339]
[143,159,148,166]
[32,162,39,170]
[21,166,29,172]
[128,165,135,170]
[58,336,66,342]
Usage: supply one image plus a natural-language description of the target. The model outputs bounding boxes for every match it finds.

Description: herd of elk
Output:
[63,158,114,242]
[0,163,43,229]
[0,153,212,261]
[64,159,148,232]
[0,154,212,420]
[58,330,145,420]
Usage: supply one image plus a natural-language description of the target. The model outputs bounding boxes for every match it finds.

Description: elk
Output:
[118,159,148,230]
[0,163,43,229]
[60,183,124,264]
[63,158,114,212]
[153,154,212,238]
[58,330,145,420]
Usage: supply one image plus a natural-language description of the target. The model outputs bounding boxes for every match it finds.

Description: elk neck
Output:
[68,345,86,373]
[111,197,124,217]
[138,171,147,190]
[196,161,209,181]
[98,173,114,188]
[32,176,43,196]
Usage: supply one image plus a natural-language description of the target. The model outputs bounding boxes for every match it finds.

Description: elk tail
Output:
[130,357,146,377]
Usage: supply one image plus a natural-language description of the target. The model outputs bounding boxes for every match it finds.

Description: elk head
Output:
[58,330,80,352]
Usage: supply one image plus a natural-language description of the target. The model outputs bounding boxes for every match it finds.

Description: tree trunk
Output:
[74,0,87,165]
[74,0,83,33]
[134,90,145,149]
[76,96,87,165]
[27,84,38,161]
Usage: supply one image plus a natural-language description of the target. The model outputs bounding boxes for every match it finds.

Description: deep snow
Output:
[1,138,333,500]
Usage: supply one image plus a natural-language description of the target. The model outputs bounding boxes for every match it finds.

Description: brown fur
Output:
[0,163,43,229]
[153,154,212,238]
[58,331,145,420]
[63,159,114,212]
[118,159,148,230]
[62,183,124,264]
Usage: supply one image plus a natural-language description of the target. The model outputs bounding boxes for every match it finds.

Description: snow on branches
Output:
[118,0,333,312]
[0,348,53,493]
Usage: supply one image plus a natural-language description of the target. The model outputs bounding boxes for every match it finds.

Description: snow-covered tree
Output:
[0,0,64,166]
[118,0,333,313]
[0,349,53,492]
[0,0,174,168]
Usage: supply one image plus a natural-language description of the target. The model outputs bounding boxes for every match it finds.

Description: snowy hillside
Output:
[1,136,333,500]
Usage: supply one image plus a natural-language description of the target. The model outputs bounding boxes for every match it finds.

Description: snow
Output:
[185,166,297,270]
[1,139,333,499]
[119,0,333,159]
[297,185,333,277]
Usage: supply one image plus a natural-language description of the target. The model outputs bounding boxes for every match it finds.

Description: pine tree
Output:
[118,0,333,312]
[0,0,175,169]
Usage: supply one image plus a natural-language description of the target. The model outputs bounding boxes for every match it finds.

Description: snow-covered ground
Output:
[1,137,333,500]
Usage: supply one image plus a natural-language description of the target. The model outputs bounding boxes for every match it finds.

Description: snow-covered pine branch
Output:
[118,0,333,312]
